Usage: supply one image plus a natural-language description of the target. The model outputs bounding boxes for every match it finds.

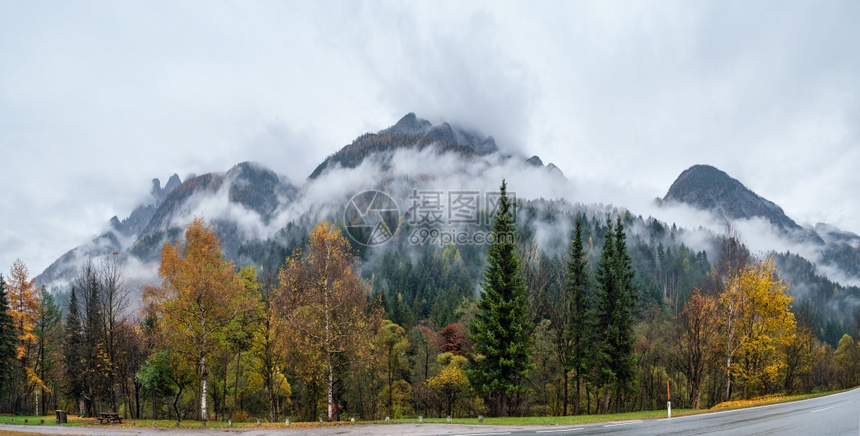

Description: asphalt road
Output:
[486,387,860,436]
[1,388,858,436]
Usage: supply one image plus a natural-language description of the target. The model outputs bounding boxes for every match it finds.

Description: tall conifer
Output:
[62,288,86,408]
[0,275,17,398]
[467,180,533,416]
[610,216,637,411]
[594,215,638,413]
[565,216,593,415]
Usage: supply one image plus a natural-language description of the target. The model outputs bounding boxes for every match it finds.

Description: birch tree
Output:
[276,221,374,421]
[719,258,795,400]
[145,217,250,422]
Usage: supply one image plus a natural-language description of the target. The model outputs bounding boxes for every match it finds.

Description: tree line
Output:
[2,182,860,421]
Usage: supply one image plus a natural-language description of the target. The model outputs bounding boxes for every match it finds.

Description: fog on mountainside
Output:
[35,114,860,346]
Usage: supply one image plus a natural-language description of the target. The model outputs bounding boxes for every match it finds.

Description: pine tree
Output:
[34,288,61,415]
[467,180,533,417]
[609,216,637,411]
[565,216,593,415]
[593,217,617,413]
[594,216,638,413]
[0,275,18,401]
[80,261,109,411]
[63,287,86,412]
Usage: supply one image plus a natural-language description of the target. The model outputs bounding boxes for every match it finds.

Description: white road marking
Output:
[658,391,860,421]
[452,433,511,436]
[603,420,643,427]
[536,429,584,433]
[810,406,835,413]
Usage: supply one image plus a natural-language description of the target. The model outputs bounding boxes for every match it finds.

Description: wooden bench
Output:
[97,412,123,424]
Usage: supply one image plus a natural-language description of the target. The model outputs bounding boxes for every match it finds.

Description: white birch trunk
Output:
[201,313,209,422]
[201,353,208,421]
[325,274,333,421]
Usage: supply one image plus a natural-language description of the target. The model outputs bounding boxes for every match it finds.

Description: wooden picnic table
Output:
[96,412,123,424]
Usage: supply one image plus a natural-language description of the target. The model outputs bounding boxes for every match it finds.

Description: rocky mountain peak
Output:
[527,156,544,166]
[662,164,803,233]
[310,113,503,179]
[379,113,498,155]
[150,178,162,197]
[388,112,432,136]
[149,174,182,202]
[164,173,182,193]
[112,174,183,236]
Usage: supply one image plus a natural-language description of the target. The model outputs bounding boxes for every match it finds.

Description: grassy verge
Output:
[0,432,89,436]
[0,416,79,426]
[380,409,693,425]
[378,389,854,426]
[380,409,693,426]
[0,390,850,430]
[710,389,849,410]
[0,415,353,429]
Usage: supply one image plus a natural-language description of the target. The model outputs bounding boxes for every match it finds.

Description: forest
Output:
[2,185,860,422]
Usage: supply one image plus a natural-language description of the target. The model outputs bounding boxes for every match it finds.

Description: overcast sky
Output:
[2,1,859,275]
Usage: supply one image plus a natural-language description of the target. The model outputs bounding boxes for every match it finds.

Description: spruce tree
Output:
[565,216,593,415]
[610,215,637,410]
[0,275,18,400]
[35,288,61,415]
[62,287,86,407]
[594,215,638,413]
[467,180,533,417]
[593,217,617,413]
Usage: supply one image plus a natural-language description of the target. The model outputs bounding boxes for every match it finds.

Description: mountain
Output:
[110,174,182,236]
[815,222,860,247]
[36,162,298,289]
[38,113,563,291]
[661,164,860,286]
[132,162,299,265]
[308,113,536,179]
[37,174,183,288]
[662,165,805,233]
[380,112,498,155]
[35,115,860,345]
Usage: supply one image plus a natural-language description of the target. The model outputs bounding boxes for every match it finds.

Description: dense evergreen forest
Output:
[2,192,860,422]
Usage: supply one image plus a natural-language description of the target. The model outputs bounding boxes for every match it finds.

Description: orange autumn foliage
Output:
[7,260,39,360]
[144,217,252,421]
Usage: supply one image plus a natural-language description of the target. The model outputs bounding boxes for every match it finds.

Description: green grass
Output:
[377,389,856,426]
[0,416,61,425]
[0,390,849,429]
[378,409,694,426]
[0,414,93,427]
[0,416,355,429]
[0,432,89,436]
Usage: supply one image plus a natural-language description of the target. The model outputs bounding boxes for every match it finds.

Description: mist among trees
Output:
[2,182,860,421]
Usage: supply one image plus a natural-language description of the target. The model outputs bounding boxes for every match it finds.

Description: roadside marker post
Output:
[667,380,672,418]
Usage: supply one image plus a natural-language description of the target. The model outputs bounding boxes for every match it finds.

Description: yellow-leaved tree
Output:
[276,221,379,421]
[7,259,44,413]
[144,217,252,422]
[719,257,796,400]
[8,260,39,358]
[428,352,470,418]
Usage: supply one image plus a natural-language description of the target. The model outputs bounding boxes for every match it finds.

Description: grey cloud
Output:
[1,1,859,276]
